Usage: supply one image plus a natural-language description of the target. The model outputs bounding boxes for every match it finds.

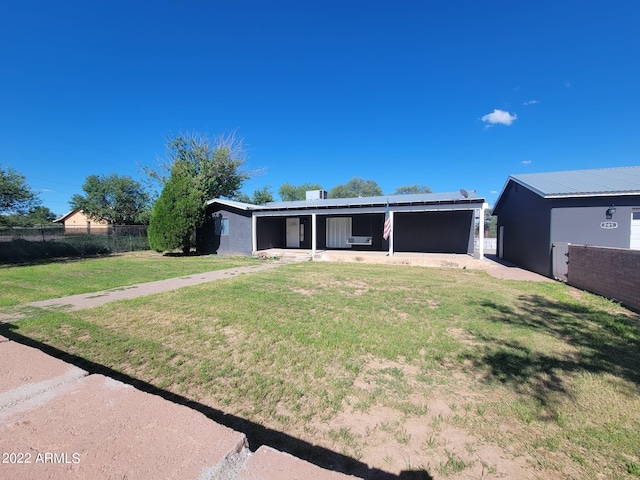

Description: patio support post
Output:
[251,214,257,253]
[478,206,485,260]
[388,210,394,256]
[311,213,317,257]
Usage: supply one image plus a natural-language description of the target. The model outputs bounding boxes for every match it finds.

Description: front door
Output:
[286,218,300,248]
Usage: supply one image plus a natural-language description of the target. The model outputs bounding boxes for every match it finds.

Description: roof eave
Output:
[53,208,80,223]
[256,198,484,213]
[542,190,640,199]
[206,198,265,211]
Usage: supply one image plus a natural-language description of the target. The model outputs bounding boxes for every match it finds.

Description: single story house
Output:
[54,209,110,234]
[197,190,487,257]
[492,166,640,277]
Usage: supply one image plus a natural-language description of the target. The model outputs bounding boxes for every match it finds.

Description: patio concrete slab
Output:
[238,445,361,480]
[258,248,553,282]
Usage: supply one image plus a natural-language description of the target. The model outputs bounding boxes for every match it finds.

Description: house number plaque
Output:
[600,222,618,229]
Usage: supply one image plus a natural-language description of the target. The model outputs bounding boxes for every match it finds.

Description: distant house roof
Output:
[53,209,80,223]
[208,191,484,212]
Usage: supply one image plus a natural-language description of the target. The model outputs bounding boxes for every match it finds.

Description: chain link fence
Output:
[0,225,149,264]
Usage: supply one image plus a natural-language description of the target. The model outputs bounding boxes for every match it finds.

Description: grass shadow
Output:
[0,323,433,480]
[0,250,117,268]
[465,293,640,419]
[162,251,213,257]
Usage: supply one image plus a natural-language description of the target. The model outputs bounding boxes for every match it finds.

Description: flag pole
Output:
[383,199,393,256]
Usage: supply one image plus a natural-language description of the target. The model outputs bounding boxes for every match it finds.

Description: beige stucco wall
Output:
[62,210,110,233]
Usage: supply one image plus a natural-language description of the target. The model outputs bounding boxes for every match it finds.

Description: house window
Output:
[215,217,229,235]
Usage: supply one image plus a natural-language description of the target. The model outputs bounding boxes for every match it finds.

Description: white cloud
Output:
[490,190,498,194]
[523,99,539,105]
[521,160,532,165]
[481,109,517,126]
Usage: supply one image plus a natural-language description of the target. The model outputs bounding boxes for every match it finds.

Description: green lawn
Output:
[3,260,640,479]
[0,251,260,307]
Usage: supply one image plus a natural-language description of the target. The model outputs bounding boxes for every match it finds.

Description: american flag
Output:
[383,202,391,240]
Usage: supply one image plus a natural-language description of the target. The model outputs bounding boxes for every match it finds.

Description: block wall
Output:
[567,245,640,312]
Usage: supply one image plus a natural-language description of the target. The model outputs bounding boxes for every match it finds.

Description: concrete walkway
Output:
[2,261,288,323]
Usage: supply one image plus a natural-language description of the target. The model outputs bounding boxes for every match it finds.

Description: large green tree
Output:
[0,166,39,218]
[234,185,274,205]
[148,162,203,253]
[5,206,57,226]
[484,208,497,237]
[70,174,150,225]
[393,184,432,195]
[328,177,382,199]
[147,132,250,253]
[28,206,57,224]
[278,182,324,201]
[144,132,249,198]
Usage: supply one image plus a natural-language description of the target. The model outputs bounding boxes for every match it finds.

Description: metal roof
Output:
[507,166,640,198]
[208,191,484,212]
[205,198,259,211]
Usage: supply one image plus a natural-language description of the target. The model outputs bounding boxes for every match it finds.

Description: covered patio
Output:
[199,191,487,258]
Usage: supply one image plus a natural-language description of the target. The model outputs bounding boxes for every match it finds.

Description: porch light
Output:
[606,206,616,219]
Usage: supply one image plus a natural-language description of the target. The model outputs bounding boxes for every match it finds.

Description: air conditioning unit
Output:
[305,190,328,200]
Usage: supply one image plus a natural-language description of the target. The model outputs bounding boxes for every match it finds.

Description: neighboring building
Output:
[492,166,640,277]
[197,191,487,257]
[54,209,110,234]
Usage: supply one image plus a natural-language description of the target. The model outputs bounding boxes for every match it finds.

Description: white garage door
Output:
[631,210,640,250]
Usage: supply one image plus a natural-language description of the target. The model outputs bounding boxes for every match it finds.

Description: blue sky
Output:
[2,0,639,215]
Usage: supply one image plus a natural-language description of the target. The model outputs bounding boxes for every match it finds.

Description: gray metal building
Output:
[492,166,640,277]
[197,191,487,257]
